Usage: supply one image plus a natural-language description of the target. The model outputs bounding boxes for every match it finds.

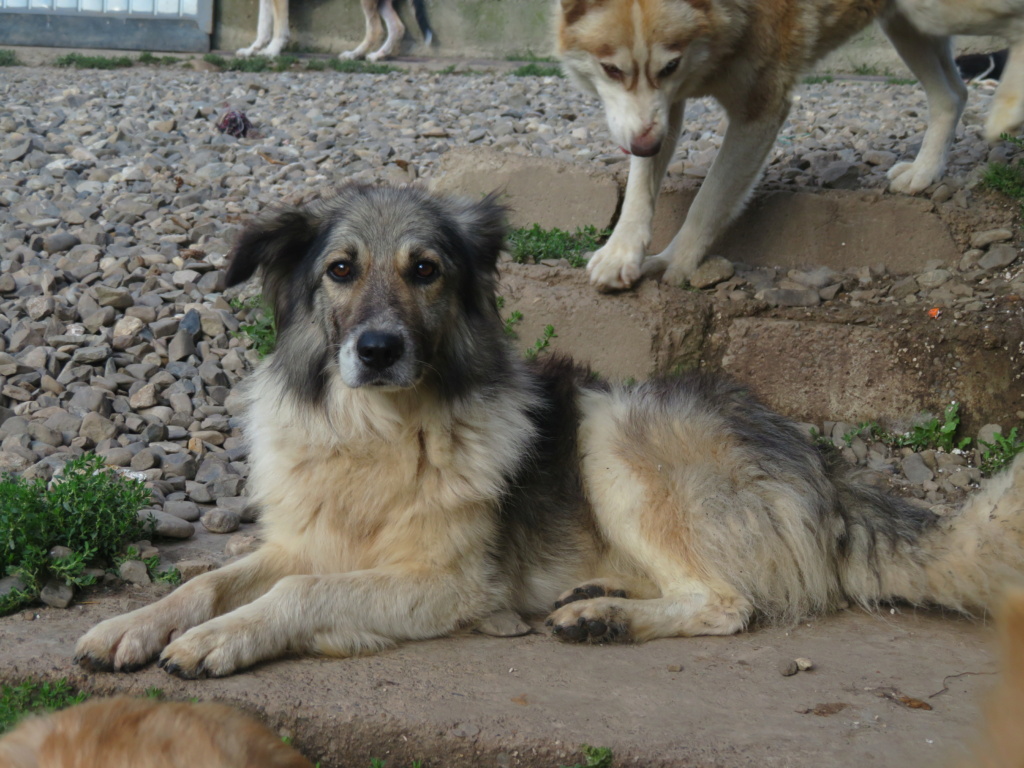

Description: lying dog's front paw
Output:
[587,241,644,291]
[75,616,169,673]
[158,617,274,679]
[545,599,630,643]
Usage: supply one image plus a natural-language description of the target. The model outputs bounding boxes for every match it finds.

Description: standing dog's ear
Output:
[225,206,321,326]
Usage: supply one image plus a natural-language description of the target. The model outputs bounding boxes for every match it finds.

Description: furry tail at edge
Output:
[836,453,1024,616]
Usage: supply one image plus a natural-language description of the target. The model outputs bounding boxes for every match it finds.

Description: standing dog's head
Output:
[556,0,725,156]
[225,185,509,402]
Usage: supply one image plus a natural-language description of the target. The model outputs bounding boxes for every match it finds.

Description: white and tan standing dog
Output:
[556,0,1024,290]
[238,0,433,61]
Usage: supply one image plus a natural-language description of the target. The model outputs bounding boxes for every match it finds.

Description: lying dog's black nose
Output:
[356,330,405,370]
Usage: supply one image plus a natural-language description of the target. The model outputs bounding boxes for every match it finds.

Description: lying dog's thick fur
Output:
[0,696,311,768]
[75,185,1024,678]
[238,0,432,61]
[556,0,1024,290]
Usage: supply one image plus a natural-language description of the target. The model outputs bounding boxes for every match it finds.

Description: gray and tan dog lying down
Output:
[74,185,1024,678]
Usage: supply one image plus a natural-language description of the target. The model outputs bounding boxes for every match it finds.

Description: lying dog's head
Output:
[226,185,508,401]
[556,0,719,156]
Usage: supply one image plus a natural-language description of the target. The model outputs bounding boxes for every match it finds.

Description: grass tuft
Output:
[563,744,614,768]
[55,52,133,69]
[510,62,563,78]
[0,49,22,66]
[0,454,151,614]
[0,679,88,735]
[327,59,400,74]
[980,427,1024,476]
[508,224,609,268]
[230,296,277,357]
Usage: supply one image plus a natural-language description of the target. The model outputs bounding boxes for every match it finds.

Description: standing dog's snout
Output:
[356,330,405,370]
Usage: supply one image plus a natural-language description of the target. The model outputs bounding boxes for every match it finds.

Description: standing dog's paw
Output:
[74,615,170,673]
[545,598,631,643]
[887,161,937,195]
[587,240,644,291]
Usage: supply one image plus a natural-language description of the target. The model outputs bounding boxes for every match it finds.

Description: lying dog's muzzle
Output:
[357,330,405,371]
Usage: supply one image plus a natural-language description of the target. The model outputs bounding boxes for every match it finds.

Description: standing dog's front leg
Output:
[986,41,1024,142]
[158,566,488,678]
[367,0,406,61]
[341,0,385,60]
[74,548,292,673]
[878,11,966,194]
[654,101,789,285]
[587,99,686,291]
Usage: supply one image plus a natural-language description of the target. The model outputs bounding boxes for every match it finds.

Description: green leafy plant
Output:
[231,296,277,358]
[887,76,917,85]
[508,224,609,267]
[503,309,524,337]
[0,679,89,734]
[0,49,21,66]
[144,686,165,700]
[55,52,133,69]
[900,402,971,453]
[562,744,614,768]
[306,59,327,71]
[511,62,563,77]
[802,74,834,85]
[506,51,558,63]
[983,134,1024,209]
[0,454,151,614]
[980,427,1024,476]
[203,52,228,68]
[138,51,179,65]
[327,59,400,74]
[525,325,557,359]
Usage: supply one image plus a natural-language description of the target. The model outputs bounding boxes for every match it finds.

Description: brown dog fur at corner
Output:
[959,587,1024,768]
[0,696,311,768]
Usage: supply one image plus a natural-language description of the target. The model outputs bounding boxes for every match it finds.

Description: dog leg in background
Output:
[341,0,386,60]
[74,548,293,672]
[367,0,406,61]
[157,565,488,678]
[651,102,789,286]
[587,99,686,291]
[987,41,1024,141]
[880,12,966,194]
[236,0,289,57]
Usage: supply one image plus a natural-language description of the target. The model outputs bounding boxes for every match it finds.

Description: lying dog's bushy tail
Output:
[835,453,1024,615]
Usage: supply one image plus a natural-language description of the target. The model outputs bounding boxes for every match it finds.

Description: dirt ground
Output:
[0,558,1003,768]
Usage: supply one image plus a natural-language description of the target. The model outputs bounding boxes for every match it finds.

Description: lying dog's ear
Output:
[447,192,508,272]
[225,206,321,316]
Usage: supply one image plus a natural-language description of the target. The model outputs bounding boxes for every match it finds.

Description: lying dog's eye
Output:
[413,260,438,280]
[601,63,624,80]
[328,261,353,281]
[659,59,681,78]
